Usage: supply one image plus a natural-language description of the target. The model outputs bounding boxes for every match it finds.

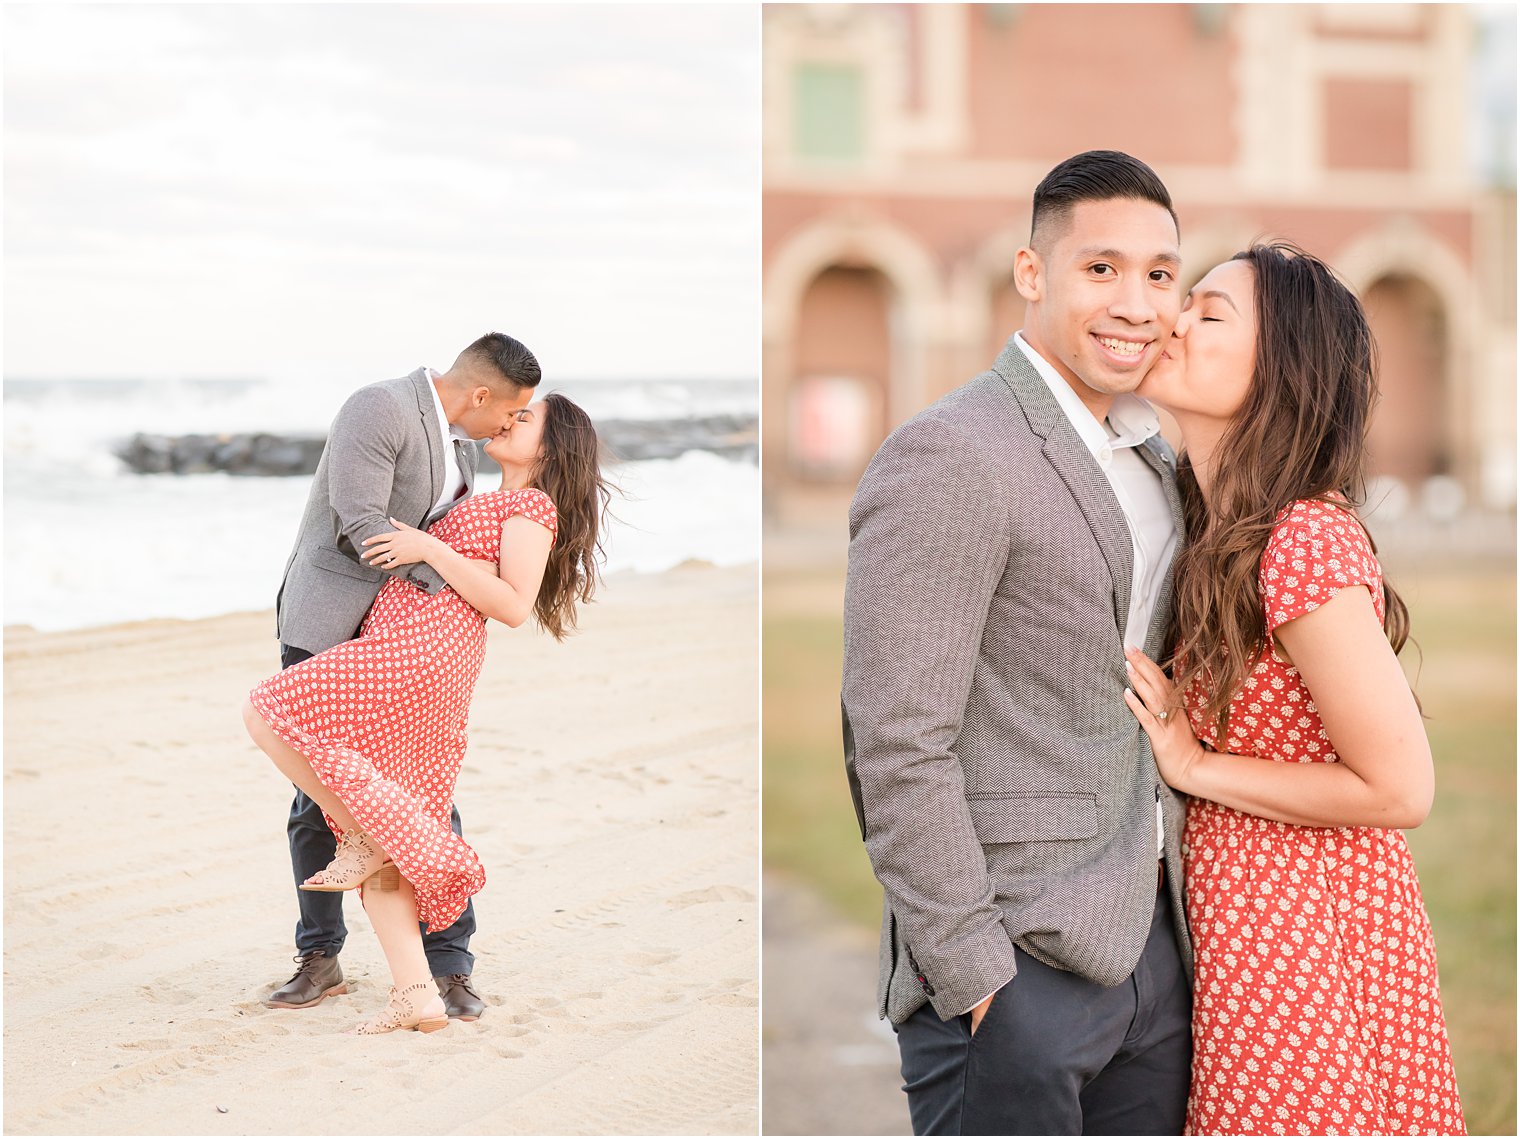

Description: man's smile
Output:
[1093,333,1151,363]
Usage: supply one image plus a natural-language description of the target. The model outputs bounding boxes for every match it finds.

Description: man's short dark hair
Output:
[461,332,541,389]
[1030,150,1178,250]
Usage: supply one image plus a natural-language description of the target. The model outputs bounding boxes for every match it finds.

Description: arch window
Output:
[789,265,894,482]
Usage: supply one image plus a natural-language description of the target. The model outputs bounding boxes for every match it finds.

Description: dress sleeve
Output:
[505,488,559,545]
[1259,500,1383,634]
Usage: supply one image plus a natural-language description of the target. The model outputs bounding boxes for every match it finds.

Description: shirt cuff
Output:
[960,987,999,1018]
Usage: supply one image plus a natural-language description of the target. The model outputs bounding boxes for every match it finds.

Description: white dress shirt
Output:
[1013,333,1177,650]
[425,367,473,515]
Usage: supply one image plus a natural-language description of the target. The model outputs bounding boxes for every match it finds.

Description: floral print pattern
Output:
[250,488,557,932]
[1180,500,1464,1136]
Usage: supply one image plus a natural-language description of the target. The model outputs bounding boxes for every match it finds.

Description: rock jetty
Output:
[115,413,757,476]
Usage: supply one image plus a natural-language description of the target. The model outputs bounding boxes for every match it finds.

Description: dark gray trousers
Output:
[894,887,1190,1136]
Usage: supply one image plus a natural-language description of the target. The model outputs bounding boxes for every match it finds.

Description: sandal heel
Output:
[351,982,450,1035]
[370,861,401,891]
[301,829,387,892]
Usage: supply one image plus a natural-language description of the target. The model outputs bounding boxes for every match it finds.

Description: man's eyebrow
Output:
[1193,288,1241,314]
[1074,246,1183,268]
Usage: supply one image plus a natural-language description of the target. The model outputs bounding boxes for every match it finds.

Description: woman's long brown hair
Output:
[528,393,612,641]
[1169,242,1411,740]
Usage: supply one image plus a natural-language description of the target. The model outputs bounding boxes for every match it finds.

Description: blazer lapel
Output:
[1137,434,1184,657]
[457,438,480,496]
[408,367,446,516]
[992,337,1133,637]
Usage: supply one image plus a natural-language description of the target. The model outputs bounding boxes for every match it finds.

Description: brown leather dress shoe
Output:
[264,950,347,1009]
[435,973,484,1020]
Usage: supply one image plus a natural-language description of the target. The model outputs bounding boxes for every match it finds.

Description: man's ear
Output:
[470,386,491,407]
[1013,246,1042,304]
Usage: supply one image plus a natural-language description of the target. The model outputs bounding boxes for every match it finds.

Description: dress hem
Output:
[249,685,484,933]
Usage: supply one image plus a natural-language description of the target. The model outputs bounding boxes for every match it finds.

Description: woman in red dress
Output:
[243,392,610,1035]
[1124,243,1464,1134]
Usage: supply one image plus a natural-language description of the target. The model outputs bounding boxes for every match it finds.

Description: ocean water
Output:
[4,377,757,632]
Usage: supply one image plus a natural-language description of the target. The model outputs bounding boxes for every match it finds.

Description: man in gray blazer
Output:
[264,331,540,1019]
[842,152,1193,1134]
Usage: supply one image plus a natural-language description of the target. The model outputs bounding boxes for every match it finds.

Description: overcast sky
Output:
[4,4,759,385]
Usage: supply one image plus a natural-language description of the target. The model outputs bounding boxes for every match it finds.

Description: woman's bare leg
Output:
[245,701,445,1026]
[242,699,361,834]
[360,877,447,1020]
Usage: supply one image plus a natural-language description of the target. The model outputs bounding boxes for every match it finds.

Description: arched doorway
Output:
[1362,273,1449,484]
[789,265,895,483]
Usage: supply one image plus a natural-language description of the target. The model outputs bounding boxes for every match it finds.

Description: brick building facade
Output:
[762,4,1515,526]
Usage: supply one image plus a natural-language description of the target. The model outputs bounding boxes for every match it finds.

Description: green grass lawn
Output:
[764,563,1516,1135]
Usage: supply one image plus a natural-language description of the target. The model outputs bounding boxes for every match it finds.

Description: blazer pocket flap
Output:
[967,793,1099,843]
[310,543,384,582]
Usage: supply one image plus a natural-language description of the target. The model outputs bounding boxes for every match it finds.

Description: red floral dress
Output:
[250,488,557,933]
[1180,500,1464,1136]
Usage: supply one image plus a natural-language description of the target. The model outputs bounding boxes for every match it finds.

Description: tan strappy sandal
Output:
[299,829,400,893]
[351,981,450,1035]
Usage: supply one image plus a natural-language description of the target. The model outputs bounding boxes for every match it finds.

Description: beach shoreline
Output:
[4,562,758,1135]
[0,559,748,639]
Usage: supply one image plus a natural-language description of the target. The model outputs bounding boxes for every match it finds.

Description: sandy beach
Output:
[3,563,759,1136]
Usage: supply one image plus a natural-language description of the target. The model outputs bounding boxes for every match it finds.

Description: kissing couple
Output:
[243,332,611,1034]
[843,151,1465,1135]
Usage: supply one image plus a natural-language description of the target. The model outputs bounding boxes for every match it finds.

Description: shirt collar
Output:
[425,367,474,443]
[1012,332,1160,457]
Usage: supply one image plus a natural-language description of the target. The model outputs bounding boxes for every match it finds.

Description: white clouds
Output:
[4,3,759,385]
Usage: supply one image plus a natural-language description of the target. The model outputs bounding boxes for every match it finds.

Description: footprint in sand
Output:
[700,992,759,1008]
[625,949,679,967]
[137,983,199,1004]
[665,885,756,908]
[508,998,569,1025]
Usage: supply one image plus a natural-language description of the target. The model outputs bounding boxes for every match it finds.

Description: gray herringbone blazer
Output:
[275,368,479,655]
[842,336,1192,1026]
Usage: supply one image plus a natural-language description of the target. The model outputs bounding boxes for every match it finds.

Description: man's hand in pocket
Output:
[969,988,999,1036]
